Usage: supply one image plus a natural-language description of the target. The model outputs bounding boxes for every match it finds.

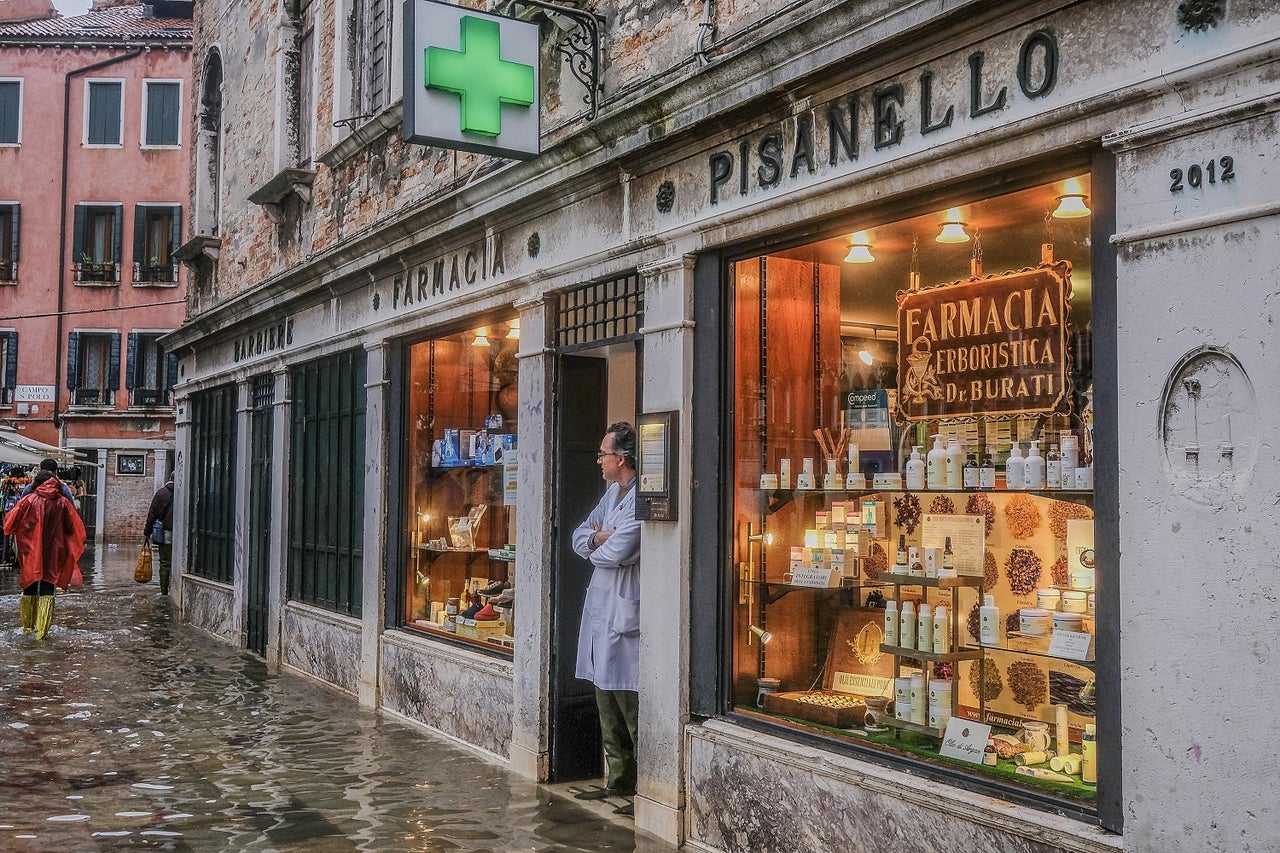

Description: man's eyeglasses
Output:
[596,450,619,460]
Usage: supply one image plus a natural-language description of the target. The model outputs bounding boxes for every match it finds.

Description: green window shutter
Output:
[72,205,86,261]
[107,332,121,391]
[66,332,80,389]
[164,351,178,392]
[125,331,138,390]
[0,81,18,144]
[9,203,17,263]
[2,332,16,389]
[133,205,146,264]
[145,82,180,146]
[87,81,122,144]
[169,206,182,258]
[112,206,123,266]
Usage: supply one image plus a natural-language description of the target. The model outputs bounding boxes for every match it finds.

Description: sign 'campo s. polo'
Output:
[402,0,540,159]
[896,261,1072,422]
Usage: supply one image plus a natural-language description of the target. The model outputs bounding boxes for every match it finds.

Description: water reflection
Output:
[0,546,652,851]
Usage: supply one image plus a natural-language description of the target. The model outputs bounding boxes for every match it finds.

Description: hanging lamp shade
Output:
[936,208,970,243]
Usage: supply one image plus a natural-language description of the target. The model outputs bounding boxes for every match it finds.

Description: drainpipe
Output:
[55,48,143,437]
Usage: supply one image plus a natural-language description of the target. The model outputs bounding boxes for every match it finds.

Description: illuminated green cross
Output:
[425,16,535,138]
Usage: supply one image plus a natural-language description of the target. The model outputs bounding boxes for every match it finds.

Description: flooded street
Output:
[0,546,663,852]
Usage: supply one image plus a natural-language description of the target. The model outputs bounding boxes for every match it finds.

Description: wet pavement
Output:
[0,545,669,852]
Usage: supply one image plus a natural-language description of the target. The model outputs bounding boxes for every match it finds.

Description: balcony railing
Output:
[0,260,15,283]
[73,261,121,284]
[131,388,171,406]
[71,387,114,406]
[132,262,179,284]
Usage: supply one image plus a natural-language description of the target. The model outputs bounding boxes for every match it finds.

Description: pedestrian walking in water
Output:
[144,479,175,595]
[3,469,87,638]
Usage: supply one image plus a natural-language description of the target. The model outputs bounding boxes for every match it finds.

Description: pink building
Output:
[0,0,192,541]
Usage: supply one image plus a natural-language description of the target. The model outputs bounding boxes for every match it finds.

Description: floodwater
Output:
[0,545,664,852]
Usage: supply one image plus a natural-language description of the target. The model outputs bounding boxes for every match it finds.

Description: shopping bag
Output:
[134,546,153,583]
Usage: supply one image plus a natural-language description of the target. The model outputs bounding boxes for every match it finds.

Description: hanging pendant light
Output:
[1052,178,1091,219]
[472,327,490,347]
[936,207,970,243]
[843,231,875,263]
[506,318,521,339]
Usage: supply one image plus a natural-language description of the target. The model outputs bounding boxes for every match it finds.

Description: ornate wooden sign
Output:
[896,261,1072,422]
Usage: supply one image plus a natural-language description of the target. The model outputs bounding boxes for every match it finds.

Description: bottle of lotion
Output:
[932,604,949,654]
[1045,443,1062,491]
[1005,443,1024,491]
[926,435,946,490]
[896,534,908,566]
[884,599,898,646]
[899,600,916,649]
[904,445,926,490]
[917,603,932,653]
[945,438,963,490]
[1081,723,1097,783]
[979,594,1001,646]
[1025,442,1045,489]
[963,453,978,490]
[980,452,995,490]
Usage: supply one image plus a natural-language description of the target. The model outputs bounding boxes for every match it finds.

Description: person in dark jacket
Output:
[21,458,76,506]
[143,480,175,595]
[4,470,87,638]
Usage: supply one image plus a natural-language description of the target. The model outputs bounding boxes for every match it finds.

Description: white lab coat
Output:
[571,480,642,692]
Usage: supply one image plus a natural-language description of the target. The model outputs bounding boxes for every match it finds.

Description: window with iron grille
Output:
[132,204,181,284]
[555,271,644,350]
[0,330,15,405]
[126,331,177,406]
[289,349,366,615]
[0,79,20,145]
[85,79,122,146]
[73,204,123,283]
[66,331,119,406]
[188,384,237,584]
[0,203,16,282]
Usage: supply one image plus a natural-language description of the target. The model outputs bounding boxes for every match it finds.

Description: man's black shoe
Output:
[574,787,634,801]
[613,802,634,816]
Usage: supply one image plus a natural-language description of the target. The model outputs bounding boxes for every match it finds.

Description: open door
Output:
[549,354,608,782]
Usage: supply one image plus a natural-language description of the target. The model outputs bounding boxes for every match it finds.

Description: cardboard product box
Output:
[456,617,510,639]
[440,429,463,466]
[763,691,866,728]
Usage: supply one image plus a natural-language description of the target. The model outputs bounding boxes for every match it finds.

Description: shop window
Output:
[72,203,123,284]
[85,79,123,146]
[132,204,181,284]
[188,384,238,584]
[125,331,177,406]
[0,203,17,282]
[402,318,520,653]
[288,349,366,616]
[66,330,120,407]
[727,175,1099,814]
[0,79,20,145]
[143,80,181,147]
[0,330,15,406]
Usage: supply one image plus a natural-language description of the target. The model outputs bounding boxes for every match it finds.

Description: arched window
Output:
[195,49,223,237]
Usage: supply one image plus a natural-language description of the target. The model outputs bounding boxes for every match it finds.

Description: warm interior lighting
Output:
[506,318,521,339]
[472,327,490,347]
[1053,179,1091,218]
[749,625,774,645]
[936,208,970,243]
[858,349,874,365]
[843,231,875,263]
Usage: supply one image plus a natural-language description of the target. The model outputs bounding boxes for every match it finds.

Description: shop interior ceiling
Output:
[771,178,1093,333]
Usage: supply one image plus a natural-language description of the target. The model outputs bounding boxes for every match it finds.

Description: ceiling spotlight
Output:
[749,625,773,645]
[506,318,521,339]
[1053,178,1091,219]
[472,327,490,347]
[858,349,874,365]
[936,207,970,243]
[843,231,875,263]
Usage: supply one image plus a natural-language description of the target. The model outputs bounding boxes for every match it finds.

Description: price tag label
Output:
[1048,629,1094,661]
[788,567,841,588]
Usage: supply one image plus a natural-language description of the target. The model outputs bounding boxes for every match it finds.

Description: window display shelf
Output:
[878,644,982,663]
[877,572,982,589]
[877,716,946,738]
[974,640,1097,667]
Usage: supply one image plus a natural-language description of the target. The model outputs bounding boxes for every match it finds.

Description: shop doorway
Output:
[549,342,640,783]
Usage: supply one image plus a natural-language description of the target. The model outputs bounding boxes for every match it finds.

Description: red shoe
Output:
[474,603,500,620]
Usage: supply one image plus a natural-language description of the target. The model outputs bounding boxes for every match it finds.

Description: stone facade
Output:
[172,0,1280,850]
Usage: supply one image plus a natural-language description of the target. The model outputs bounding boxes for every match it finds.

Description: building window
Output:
[195,49,223,237]
[401,318,519,653]
[126,331,177,406]
[85,80,123,146]
[289,349,366,615]
[296,16,315,165]
[356,0,393,116]
[132,204,181,284]
[66,330,120,406]
[0,330,15,406]
[0,79,21,145]
[723,174,1099,815]
[73,204,123,283]
[0,203,17,282]
[143,80,181,147]
[189,384,238,584]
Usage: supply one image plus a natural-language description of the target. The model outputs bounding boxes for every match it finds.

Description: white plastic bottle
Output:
[1005,443,1025,491]
[900,600,916,649]
[884,599,899,646]
[1061,434,1079,488]
[980,452,995,490]
[917,603,933,653]
[904,445,926,490]
[926,435,946,490]
[979,594,1001,646]
[1025,442,1046,489]
[932,604,950,654]
[1045,443,1062,491]
[945,438,963,490]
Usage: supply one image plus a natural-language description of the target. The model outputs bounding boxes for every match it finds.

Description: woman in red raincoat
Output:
[3,469,86,639]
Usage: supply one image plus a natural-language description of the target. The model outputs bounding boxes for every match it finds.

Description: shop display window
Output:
[730,176,1099,808]
[404,319,519,653]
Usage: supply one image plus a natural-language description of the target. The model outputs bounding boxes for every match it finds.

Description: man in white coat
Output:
[571,421,642,815]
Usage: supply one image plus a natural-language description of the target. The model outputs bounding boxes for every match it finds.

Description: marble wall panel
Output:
[282,604,362,695]
[183,577,234,642]
[381,632,514,759]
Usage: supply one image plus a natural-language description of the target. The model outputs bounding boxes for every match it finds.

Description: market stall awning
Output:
[0,427,91,465]
[0,442,53,466]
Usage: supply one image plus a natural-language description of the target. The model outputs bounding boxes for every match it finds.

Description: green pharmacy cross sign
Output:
[425,16,534,138]
[403,0,541,159]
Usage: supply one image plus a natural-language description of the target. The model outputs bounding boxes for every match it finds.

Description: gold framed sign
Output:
[896,261,1072,422]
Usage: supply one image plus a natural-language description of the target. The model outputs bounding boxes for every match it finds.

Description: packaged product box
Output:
[440,429,463,466]
[456,618,510,639]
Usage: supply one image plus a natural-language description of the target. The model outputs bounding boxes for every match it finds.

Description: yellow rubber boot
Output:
[34,596,55,640]
[19,596,35,633]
